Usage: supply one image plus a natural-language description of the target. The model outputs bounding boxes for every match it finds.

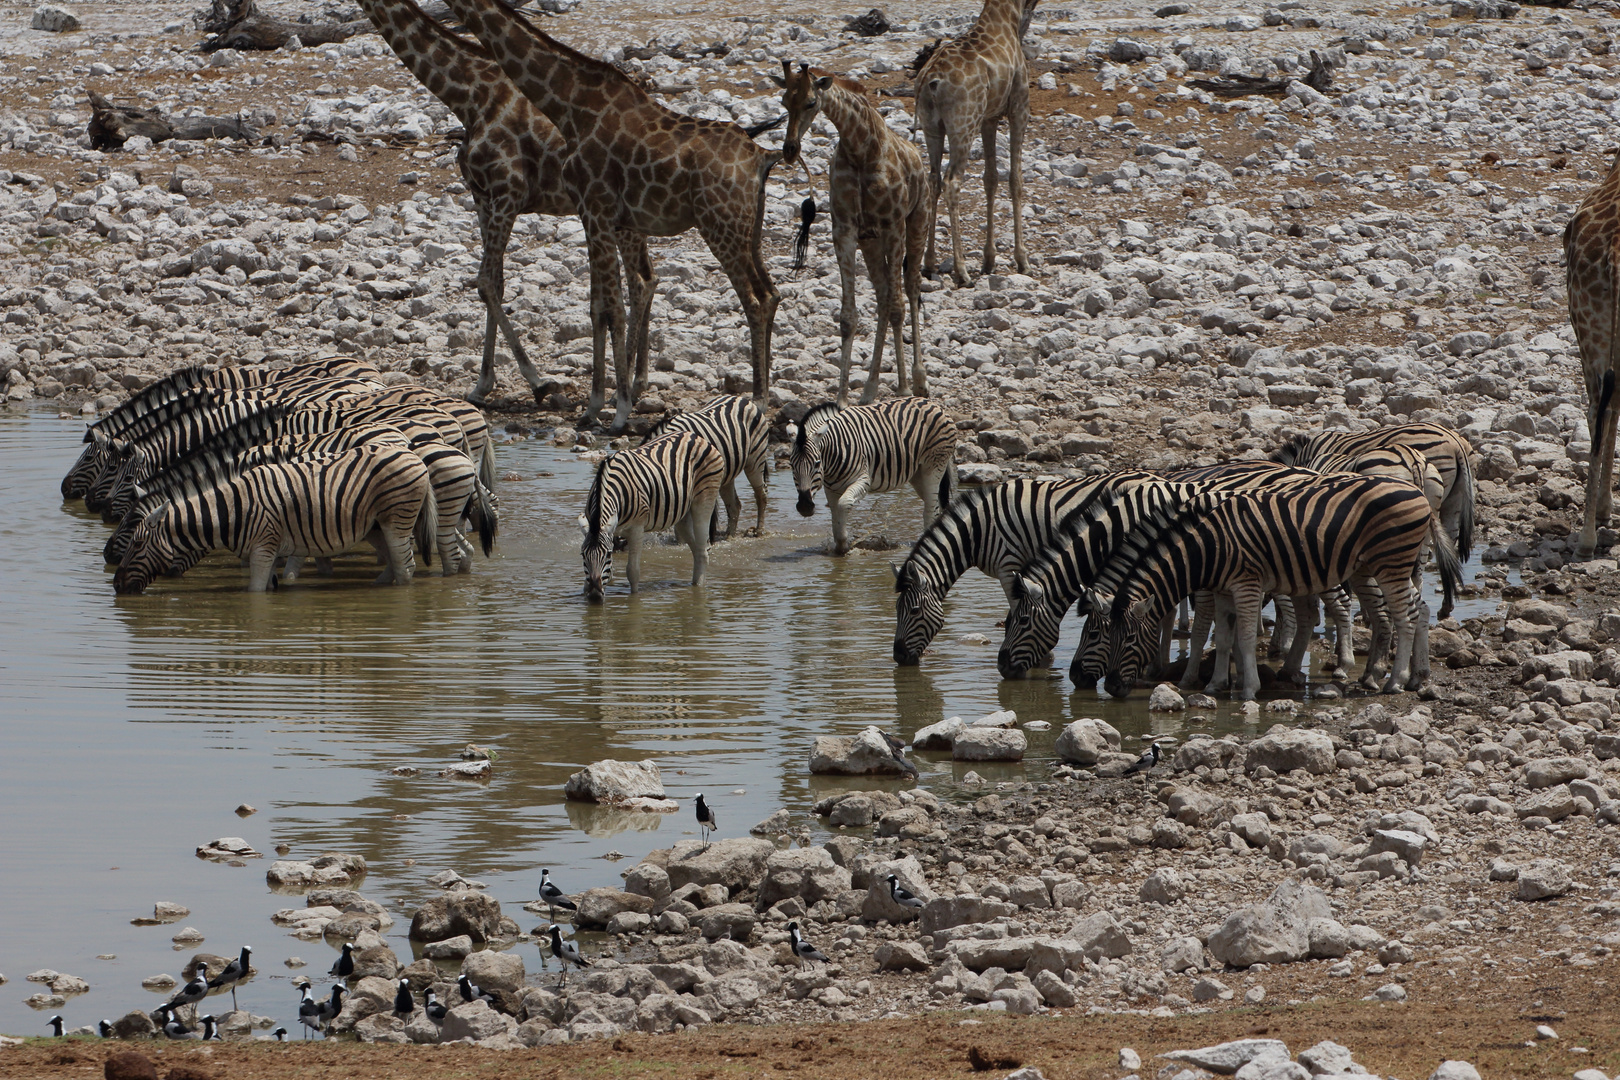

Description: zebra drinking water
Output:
[579,430,726,600]
[1084,474,1435,701]
[113,445,437,594]
[640,396,769,539]
[789,399,957,556]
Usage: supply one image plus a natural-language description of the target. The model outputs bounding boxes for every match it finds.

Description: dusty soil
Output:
[4,990,1617,1079]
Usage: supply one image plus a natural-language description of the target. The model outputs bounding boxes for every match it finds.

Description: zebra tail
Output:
[937,460,956,511]
[1431,515,1463,621]
[473,477,497,557]
[479,435,497,492]
[1454,435,1478,562]
[793,197,817,271]
[416,489,438,570]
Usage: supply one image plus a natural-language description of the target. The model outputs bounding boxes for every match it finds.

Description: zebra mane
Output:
[639,409,686,445]
[1101,492,1231,622]
[87,365,213,442]
[795,402,842,452]
[1269,432,1309,466]
[899,482,994,587]
[583,455,611,544]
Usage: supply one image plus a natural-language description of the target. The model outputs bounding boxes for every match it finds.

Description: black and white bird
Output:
[879,732,921,777]
[392,979,415,1019]
[210,945,253,1010]
[159,961,210,1018]
[424,990,447,1022]
[328,941,355,979]
[199,1015,220,1042]
[457,973,497,1005]
[887,873,925,910]
[316,985,347,1028]
[163,1016,196,1040]
[296,986,322,1039]
[1122,742,1161,777]
[787,922,829,968]
[271,1027,288,1042]
[47,1015,65,1037]
[98,1019,113,1038]
[547,924,592,987]
[538,868,577,923]
[695,792,718,847]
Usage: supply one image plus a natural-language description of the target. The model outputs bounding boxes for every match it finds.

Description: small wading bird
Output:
[887,873,925,910]
[316,985,347,1029]
[1122,742,1161,777]
[297,985,321,1039]
[47,1015,64,1037]
[458,973,497,1006]
[538,868,577,923]
[424,990,447,1023]
[787,922,829,969]
[271,1027,288,1041]
[393,979,415,1019]
[200,1015,221,1042]
[695,792,718,847]
[163,1016,195,1040]
[158,962,209,1019]
[98,1020,113,1038]
[328,941,355,979]
[548,924,591,988]
[210,944,253,1010]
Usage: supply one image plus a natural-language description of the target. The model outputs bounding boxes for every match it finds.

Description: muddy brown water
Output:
[0,405,1496,1037]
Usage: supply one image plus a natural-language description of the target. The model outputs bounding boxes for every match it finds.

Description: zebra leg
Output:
[833,217,861,406]
[246,546,279,592]
[1325,589,1355,673]
[1179,591,1215,691]
[718,478,742,541]
[1207,593,1235,693]
[315,557,334,576]
[683,496,716,587]
[1380,574,1419,693]
[746,462,768,537]
[624,524,645,594]
[1408,578,1432,690]
[379,525,416,586]
[1354,578,1390,689]
[1267,593,1294,659]
[1281,596,1316,685]
[830,478,868,556]
[1154,611,1173,676]
[282,555,304,584]
[1231,582,1266,701]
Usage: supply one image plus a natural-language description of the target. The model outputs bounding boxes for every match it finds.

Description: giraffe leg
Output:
[581,213,632,434]
[905,202,928,397]
[618,231,656,401]
[697,215,775,407]
[979,117,1001,278]
[1006,98,1029,275]
[858,232,897,405]
[1584,368,1620,554]
[942,124,973,287]
[832,215,861,406]
[473,197,558,408]
[919,118,945,281]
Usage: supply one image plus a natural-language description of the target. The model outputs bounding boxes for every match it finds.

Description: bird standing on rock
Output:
[210,944,253,1010]
[695,792,718,847]
[328,941,355,979]
[787,922,829,969]
[158,962,209,1019]
[316,985,347,1028]
[47,1015,64,1037]
[548,924,591,988]
[538,868,577,923]
[424,990,447,1022]
[393,979,415,1019]
[163,1017,196,1040]
[1122,742,1161,777]
[98,1020,113,1038]
[457,973,497,1005]
[887,873,925,910]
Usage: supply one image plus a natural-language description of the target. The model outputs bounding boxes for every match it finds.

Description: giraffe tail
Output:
[744,114,787,138]
[793,197,817,271]
[751,149,782,267]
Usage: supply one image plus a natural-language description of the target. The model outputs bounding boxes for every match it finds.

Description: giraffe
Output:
[353,0,587,408]
[1567,154,1620,557]
[914,0,1039,286]
[775,61,928,406]
[438,0,782,433]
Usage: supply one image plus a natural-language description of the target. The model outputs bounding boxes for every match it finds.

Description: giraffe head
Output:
[771,60,831,167]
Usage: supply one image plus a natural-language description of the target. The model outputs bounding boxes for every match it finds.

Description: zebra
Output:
[360,386,497,489]
[579,431,725,600]
[988,462,1326,682]
[788,399,957,556]
[1271,420,1475,560]
[641,396,769,540]
[113,445,437,595]
[1084,475,1435,701]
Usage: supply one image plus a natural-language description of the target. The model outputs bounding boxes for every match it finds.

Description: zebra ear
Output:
[577,515,590,535]
[1090,590,1115,615]
[1010,574,1028,600]
[1127,597,1154,622]
[785,423,798,440]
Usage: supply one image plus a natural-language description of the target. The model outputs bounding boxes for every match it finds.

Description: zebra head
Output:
[62,437,108,500]
[1100,595,1161,699]
[113,510,177,595]
[892,561,944,665]
[84,437,132,513]
[1269,431,1310,467]
[1068,590,1110,688]
[787,423,821,516]
[579,457,616,602]
[996,573,1062,680]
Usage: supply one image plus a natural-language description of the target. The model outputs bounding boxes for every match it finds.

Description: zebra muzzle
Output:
[795,492,816,517]
[893,641,921,666]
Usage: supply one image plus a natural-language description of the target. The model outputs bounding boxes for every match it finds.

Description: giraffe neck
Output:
[817,80,889,166]
[353,0,487,121]
[441,0,636,147]
[978,0,1033,39]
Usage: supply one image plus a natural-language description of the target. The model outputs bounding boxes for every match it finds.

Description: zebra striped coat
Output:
[1272,422,1475,560]
[360,386,496,489]
[113,445,436,595]
[580,431,726,600]
[642,396,769,539]
[1087,475,1434,701]
[789,399,957,555]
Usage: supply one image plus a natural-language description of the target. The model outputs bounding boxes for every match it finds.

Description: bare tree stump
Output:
[197,0,369,52]
[87,90,258,150]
